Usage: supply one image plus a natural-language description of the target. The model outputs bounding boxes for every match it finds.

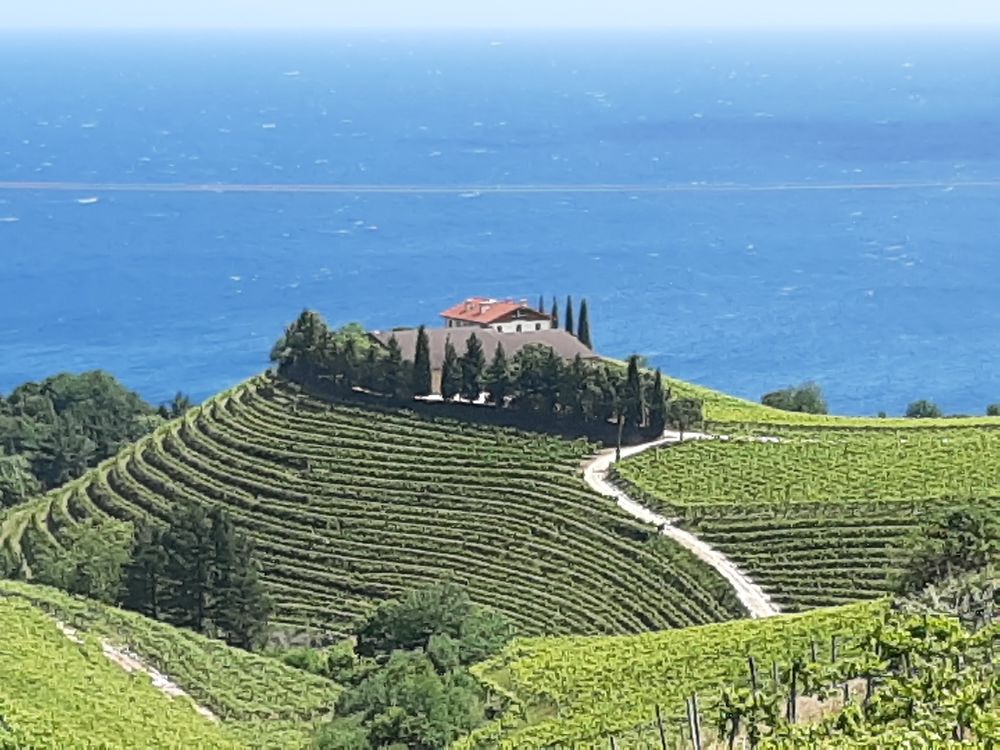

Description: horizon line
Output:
[3,23,1000,32]
[1,180,998,195]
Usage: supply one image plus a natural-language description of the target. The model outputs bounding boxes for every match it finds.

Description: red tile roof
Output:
[440,297,546,325]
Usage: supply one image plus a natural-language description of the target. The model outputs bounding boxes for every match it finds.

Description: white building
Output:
[439,297,554,334]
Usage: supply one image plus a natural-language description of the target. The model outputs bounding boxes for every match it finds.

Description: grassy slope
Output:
[0,581,339,749]
[456,600,888,750]
[0,375,745,639]
[0,595,240,749]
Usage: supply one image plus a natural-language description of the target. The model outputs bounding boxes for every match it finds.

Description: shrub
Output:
[761,382,827,414]
[905,399,943,419]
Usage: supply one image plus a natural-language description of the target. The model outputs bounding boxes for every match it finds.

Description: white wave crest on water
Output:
[0,216,19,223]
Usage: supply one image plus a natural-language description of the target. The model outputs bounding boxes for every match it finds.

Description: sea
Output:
[1,30,998,415]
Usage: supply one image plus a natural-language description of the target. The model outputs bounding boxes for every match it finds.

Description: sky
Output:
[5,0,1000,30]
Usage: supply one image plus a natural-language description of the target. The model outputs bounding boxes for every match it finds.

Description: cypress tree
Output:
[460,333,486,402]
[122,522,168,620]
[441,338,462,401]
[648,368,667,435]
[537,294,545,314]
[362,346,381,392]
[163,499,215,632]
[412,325,433,396]
[624,355,645,429]
[577,299,592,348]
[484,343,512,406]
[564,296,574,334]
[550,297,559,329]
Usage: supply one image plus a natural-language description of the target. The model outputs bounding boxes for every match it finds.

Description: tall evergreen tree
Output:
[163,499,215,632]
[624,355,645,428]
[441,338,461,401]
[209,509,272,650]
[459,333,486,402]
[412,325,433,396]
[122,522,168,620]
[537,295,545,314]
[648,369,667,435]
[564,296,574,334]
[484,343,512,407]
[550,297,559,329]
[577,299,592,348]
[382,335,406,401]
[362,346,382,392]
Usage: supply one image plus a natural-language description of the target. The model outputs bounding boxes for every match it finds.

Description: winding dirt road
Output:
[582,432,779,619]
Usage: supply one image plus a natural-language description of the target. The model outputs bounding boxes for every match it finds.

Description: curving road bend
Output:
[582,432,780,619]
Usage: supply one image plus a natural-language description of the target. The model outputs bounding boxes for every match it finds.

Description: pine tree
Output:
[460,333,486,402]
[484,343,512,407]
[648,368,667,435]
[577,299,592,348]
[550,297,559,329]
[209,509,272,650]
[383,335,405,400]
[412,325,432,396]
[441,338,461,401]
[163,499,215,632]
[123,522,168,620]
[537,295,545,314]
[624,355,645,429]
[564,295,574,334]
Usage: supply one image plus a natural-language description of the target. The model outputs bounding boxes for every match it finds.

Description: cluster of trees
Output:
[285,585,512,750]
[0,372,192,508]
[272,311,703,437]
[24,499,272,650]
[896,506,1000,595]
[762,382,1000,419]
[536,294,593,349]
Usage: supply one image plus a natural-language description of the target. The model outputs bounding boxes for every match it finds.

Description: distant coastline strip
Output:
[0,180,998,194]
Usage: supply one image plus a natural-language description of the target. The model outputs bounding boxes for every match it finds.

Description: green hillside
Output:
[0,375,744,639]
[0,580,338,748]
[615,423,1000,611]
[455,600,888,749]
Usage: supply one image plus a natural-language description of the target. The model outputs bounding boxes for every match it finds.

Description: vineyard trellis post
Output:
[654,704,668,750]
[686,694,703,750]
[787,661,799,724]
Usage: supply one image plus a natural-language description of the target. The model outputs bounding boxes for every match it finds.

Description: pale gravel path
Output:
[56,620,218,722]
[582,431,780,619]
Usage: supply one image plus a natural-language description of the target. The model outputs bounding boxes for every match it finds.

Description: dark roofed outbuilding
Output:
[369,328,598,390]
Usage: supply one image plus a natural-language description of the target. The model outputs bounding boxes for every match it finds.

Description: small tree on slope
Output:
[576,298,592,348]
[459,333,486,402]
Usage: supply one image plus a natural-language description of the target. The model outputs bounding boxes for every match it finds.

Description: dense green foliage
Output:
[316,586,513,750]
[615,425,1000,612]
[0,580,339,747]
[32,516,134,604]
[0,371,164,506]
[896,508,1000,593]
[906,398,944,419]
[455,601,886,749]
[0,376,744,639]
[761,382,828,415]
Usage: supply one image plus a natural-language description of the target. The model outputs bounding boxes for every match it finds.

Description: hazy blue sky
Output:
[5,0,1000,29]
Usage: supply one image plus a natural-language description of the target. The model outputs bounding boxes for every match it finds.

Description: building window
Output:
[496,325,502,332]
[535,323,541,331]
[516,324,522,332]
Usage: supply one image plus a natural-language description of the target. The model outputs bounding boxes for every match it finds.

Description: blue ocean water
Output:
[1,30,999,414]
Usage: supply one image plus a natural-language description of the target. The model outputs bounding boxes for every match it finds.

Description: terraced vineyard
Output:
[616,427,1000,611]
[0,580,337,748]
[456,600,888,749]
[0,376,744,638]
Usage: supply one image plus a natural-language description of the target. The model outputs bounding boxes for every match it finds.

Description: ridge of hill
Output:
[0,375,746,639]
[0,580,338,748]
